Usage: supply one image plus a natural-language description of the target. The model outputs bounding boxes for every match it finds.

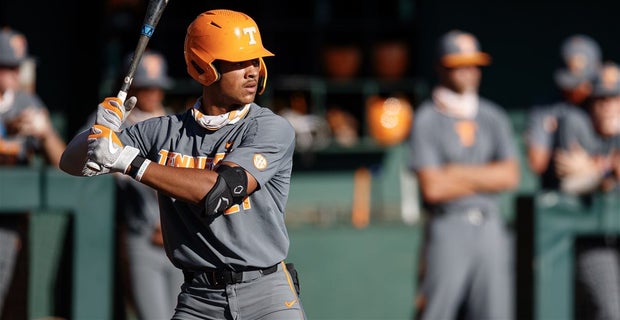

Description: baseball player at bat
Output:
[60,9,305,320]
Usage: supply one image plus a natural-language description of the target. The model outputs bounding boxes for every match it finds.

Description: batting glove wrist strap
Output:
[114,146,140,174]
[127,156,151,181]
[84,125,139,176]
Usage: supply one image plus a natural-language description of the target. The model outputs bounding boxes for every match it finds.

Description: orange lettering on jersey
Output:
[455,120,477,147]
[158,149,230,170]
[166,152,179,167]
[223,197,252,214]
[157,148,254,215]
[213,153,226,166]
[224,204,239,214]
[241,197,251,210]
[195,156,207,170]
[157,150,169,165]
[176,153,196,168]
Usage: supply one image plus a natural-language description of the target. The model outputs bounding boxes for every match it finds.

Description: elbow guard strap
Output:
[204,165,248,215]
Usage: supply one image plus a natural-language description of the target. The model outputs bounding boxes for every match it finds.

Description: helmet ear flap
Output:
[189,59,221,87]
[258,57,268,95]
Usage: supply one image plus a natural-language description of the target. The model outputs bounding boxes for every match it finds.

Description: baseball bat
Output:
[85,0,168,172]
[117,0,169,102]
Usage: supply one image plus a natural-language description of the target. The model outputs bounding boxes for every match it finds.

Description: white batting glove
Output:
[95,96,137,131]
[83,125,139,176]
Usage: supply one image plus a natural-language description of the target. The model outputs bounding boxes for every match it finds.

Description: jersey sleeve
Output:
[556,109,594,152]
[224,113,295,187]
[526,104,554,149]
[407,105,443,171]
[117,116,167,158]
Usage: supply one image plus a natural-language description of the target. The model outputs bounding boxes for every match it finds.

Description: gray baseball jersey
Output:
[117,102,295,271]
[526,101,590,189]
[526,101,583,151]
[407,97,518,214]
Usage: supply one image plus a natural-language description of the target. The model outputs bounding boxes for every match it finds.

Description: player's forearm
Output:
[137,163,219,205]
[447,160,520,192]
[418,160,519,203]
[59,130,89,176]
[527,146,551,174]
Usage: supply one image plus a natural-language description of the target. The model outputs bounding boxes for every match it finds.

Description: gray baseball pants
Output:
[417,209,514,320]
[173,262,305,320]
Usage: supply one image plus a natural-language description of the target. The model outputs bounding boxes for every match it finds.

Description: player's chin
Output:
[238,91,257,104]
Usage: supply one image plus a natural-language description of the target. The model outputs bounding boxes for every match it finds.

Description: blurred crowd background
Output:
[2,0,620,138]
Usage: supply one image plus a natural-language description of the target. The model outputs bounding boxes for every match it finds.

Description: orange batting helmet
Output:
[184,9,274,94]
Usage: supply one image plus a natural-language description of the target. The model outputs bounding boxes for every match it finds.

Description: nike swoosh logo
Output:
[284,299,297,308]
[107,129,120,154]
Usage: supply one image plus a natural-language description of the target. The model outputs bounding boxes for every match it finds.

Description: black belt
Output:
[183,264,279,288]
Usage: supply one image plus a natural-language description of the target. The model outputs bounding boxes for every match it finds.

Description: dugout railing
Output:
[515,191,620,320]
[0,167,116,320]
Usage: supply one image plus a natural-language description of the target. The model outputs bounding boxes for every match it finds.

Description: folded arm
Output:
[416,159,520,204]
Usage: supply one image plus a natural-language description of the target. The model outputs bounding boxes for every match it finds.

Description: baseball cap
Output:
[125,50,172,89]
[554,34,601,90]
[436,30,491,68]
[0,28,29,67]
[590,61,620,97]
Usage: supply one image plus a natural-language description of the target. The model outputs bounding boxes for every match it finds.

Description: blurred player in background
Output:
[81,49,183,320]
[0,27,66,318]
[115,50,183,320]
[550,61,620,319]
[525,34,602,189]
[407,29,519,320]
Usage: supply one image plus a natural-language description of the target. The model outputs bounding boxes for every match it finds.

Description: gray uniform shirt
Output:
[407,97,517,214]
[526,101,589,189]
[526,101,582,150]
[118,103,295,271]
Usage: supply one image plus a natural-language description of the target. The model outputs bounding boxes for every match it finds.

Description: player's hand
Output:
[554,143,597,177]
[8,107,54,139]
[83,125,139,176]
[95,96,137,131]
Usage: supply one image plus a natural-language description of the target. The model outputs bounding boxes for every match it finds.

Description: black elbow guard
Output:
[204,165,248,215]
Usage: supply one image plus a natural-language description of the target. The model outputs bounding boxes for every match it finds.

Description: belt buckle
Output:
[210,271,230,287]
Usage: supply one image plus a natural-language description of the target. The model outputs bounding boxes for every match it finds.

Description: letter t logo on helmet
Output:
[184,9,274,95]
[243,27,258,45]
